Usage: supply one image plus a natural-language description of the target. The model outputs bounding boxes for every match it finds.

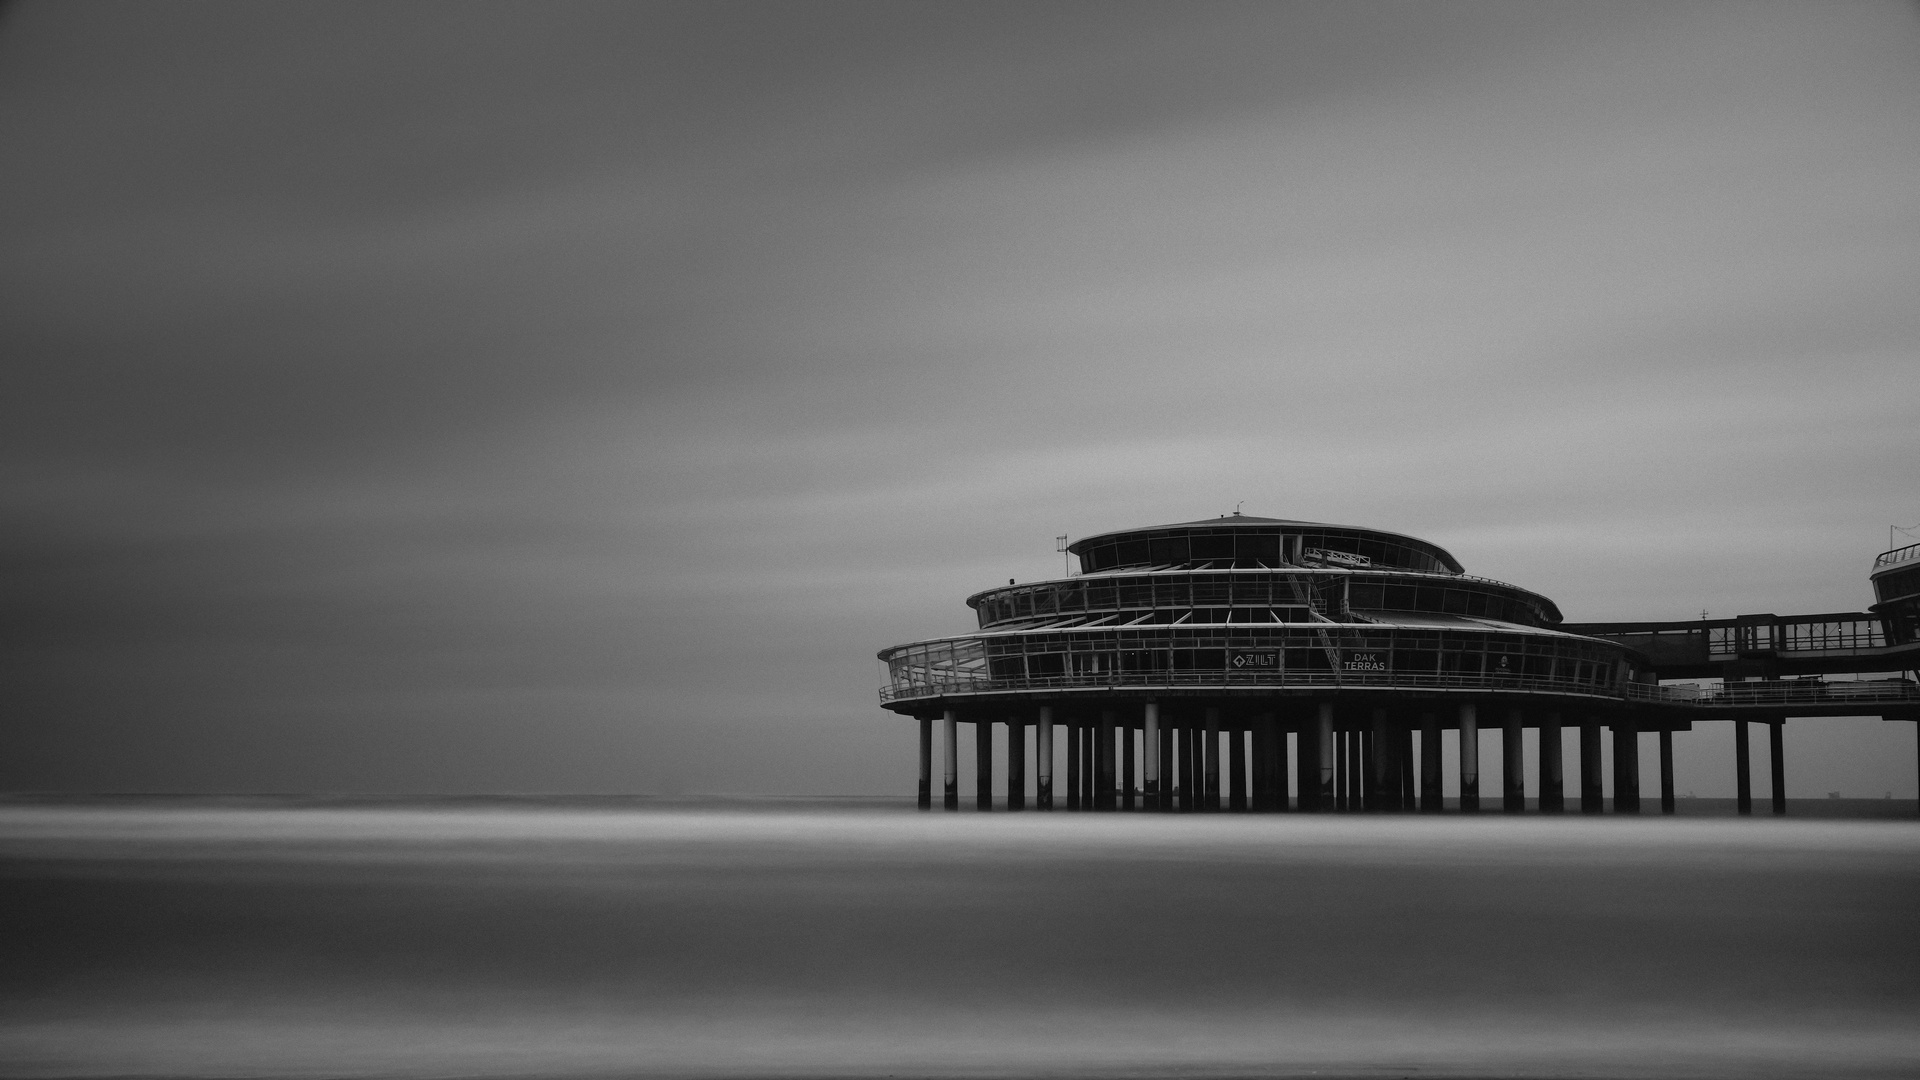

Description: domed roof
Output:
[1067,514,1464,575]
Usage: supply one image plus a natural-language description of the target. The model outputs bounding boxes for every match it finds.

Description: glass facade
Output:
[881,625,1631,703]
[1071,522,1461,576]
[883,516,1640,710]
[970,571,1557,629]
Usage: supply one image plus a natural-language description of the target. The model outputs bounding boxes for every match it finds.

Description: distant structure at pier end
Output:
[878,514,1920,815]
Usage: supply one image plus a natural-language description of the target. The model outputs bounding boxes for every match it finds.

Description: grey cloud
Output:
[2,1,1916,793]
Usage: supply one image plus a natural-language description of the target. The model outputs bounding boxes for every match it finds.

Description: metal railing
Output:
[882,669,1625,704]
[883,670,1920,709]
[1625,678,1920,708]
[1874,542,1920,570]
[1706,616,1887,658]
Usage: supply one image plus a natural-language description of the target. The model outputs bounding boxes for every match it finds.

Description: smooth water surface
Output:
[3,799,1917,1079]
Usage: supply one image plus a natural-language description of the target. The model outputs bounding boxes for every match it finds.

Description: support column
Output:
[1398,727,1415,812]
[1204,708,1221,810]
[1361,726,1377,811]
[1579,721,1603,814]
[1274,714,1291,811]
[1250,719,1270,811]
[1159,721,1174,811]
[1317,702,1337,810]
[1007,719,1025,812]
[1123,722,1137,810]
[1539,712,1564,813]
[976,719,993,811]
[1335,729,1349,811]
[1612,720,1640,814]
[1067,722,1082,810]
[1659,729,1675,815]
[1143,702,1160,809]
[1086,724,1098,807]
[1769,721,1786,816]
[1503,709,1525,813]
[943,709,958,811]
[1101,711,1119,811]
[1369,708,1392,811]
[1458,703,1480,812]
[917,716,932,810]
[1229,726,1247,810]
[1295,714,1316,810]
[1420,713,1442,812]
[1036,707,1054,810]
[1175,722,1190,807]
[1186,723,1201,812]
[1351,730,1367,807]
[1735,719,1752,815]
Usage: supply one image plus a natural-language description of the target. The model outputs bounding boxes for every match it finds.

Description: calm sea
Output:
[3,798,1917,1079]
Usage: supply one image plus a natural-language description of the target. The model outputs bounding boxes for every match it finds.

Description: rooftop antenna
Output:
[1056,534,1069,576]
[1234,501,1244,516]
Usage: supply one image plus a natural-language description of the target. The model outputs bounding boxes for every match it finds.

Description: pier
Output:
[886,517,1920,813]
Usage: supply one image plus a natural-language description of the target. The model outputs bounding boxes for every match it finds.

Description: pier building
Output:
[878,515,1920,814]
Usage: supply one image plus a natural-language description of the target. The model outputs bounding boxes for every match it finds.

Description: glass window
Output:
[1236,534,1280,567]
[1190,533,1234,561]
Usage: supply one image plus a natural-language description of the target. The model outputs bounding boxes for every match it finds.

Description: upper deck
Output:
[1871,542,1920,608]
[1067,515,1464,576]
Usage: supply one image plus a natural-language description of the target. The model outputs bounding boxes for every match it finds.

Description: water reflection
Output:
[3,800,1916,1078]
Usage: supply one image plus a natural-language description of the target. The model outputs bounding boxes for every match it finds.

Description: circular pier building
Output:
[879,514,1668,813]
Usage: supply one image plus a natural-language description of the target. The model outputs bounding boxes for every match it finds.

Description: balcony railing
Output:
[1874,542,1920,570]
[882,669,1626,704]
[1625,678,1920,708]
[882,670,1920,709]
[1706,617,1888,658]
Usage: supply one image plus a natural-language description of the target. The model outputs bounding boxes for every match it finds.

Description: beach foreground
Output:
[2,799,1916,1079]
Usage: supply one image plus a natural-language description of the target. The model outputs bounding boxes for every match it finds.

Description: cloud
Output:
[2,1,1916,792]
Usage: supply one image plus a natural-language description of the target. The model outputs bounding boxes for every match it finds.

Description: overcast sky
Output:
[3,1,1917,796]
